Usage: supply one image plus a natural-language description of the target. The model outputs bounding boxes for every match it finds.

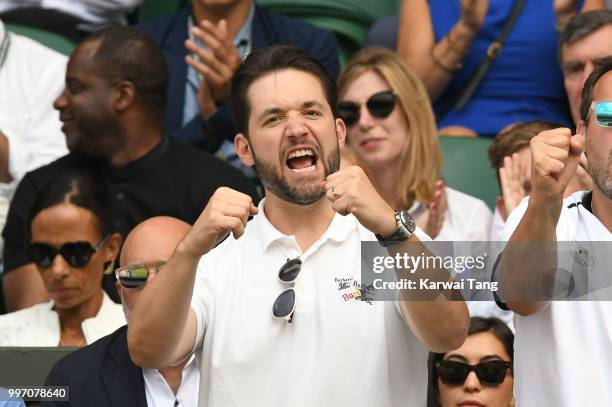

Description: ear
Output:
[335,117,347,149]
[104,233,123,264]
[113,80,136,112]
[235,133,255,167]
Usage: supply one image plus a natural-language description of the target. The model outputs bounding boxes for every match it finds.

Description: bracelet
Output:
[430,46,462,74]
[447,28,471,54]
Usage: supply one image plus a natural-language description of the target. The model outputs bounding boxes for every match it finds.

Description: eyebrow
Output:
[258,101,326,121]
[444,354,505,363]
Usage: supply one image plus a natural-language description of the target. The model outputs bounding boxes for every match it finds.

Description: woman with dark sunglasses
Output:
[337,47,491,242]
[0,173,125,347]
[429,317,515,407]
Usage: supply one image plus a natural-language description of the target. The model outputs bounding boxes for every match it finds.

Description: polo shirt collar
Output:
[255,198,357,253]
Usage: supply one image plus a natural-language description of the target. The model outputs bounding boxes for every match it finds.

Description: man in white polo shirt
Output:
[127,45,469,406]
[498,58,612,406]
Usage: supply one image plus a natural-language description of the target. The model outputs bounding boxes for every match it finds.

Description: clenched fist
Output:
[529,128,585,215]
[179,187,258,258]
[324,166,397,237]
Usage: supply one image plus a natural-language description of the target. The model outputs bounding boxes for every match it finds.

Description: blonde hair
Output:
[337,47,442,208]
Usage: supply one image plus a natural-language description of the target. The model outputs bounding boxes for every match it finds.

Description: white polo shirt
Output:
[499,191,612,406]
[191,199,430,406]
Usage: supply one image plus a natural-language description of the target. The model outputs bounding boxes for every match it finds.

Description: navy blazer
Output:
[42,326,147,407]
[140,4,340,148]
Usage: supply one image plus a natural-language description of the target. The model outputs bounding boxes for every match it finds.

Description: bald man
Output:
[43,217,198,407]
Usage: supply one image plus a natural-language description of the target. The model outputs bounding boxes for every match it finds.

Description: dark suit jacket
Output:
[42,326,147,407]
[140,4,340,148]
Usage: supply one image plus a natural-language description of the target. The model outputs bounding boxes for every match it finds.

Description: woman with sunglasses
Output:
[429,317,515,407]
[337,47,491,241]
[0,173,125,347]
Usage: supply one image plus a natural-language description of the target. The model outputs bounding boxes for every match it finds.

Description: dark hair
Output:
[28,171,114,238]
[560,10,612,49]
[580,56,612,122]
[230,44,338,135]
[83,25,168,113]
[427,317,514,407]
[488,121,562,188]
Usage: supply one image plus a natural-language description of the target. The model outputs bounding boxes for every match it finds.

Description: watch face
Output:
[397,210,416,233]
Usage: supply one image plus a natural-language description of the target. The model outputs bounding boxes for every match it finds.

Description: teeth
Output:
[291,165,316,173]
[287,149,314,159]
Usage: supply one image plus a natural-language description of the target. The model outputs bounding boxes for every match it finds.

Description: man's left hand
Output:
[325,166,397,237]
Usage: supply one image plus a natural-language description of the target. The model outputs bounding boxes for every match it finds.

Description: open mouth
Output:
[286,148,318,173]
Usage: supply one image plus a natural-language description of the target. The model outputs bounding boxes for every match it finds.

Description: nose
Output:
[284,112,309,139]
[53,87,68,111]
[357,103,376,131]
[463,371,483,393]
[50,254,70,280]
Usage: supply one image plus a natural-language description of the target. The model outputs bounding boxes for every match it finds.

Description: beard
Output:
[67,120,125,159]
[252,144,341,205]
[587,146,612,199]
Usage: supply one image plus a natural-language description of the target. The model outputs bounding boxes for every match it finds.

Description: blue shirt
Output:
[431,0,579,136]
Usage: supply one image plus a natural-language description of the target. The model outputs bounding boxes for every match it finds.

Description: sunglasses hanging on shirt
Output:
[337,91,396,127]
[272,257,302,323]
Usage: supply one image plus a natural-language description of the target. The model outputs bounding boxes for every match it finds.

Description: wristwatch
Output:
[375,210,416,247]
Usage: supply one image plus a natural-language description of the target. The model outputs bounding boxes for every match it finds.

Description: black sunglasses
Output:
[436,360,512,386]
[115,262,165,289]
[272,257,302,323]
[337,90,396,127]
[26,236,109,269]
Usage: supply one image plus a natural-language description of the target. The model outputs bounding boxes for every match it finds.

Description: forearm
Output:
[128,243,200,368]
[500,201,559,315]
[398,11,476,101]
[391,236,469,352]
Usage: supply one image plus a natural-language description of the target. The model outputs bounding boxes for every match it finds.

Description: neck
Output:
[591,188,612,232]
[192,0,251,38]
[369,163,400,209]
[263,192,336,253]
[56,290,104,345]
[158,358,189,395]
[109,125,163,168]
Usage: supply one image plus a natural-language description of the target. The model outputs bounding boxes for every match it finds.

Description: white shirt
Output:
[143,355,200,407]
[191,199,430,406]
[409,187,492,242]
[0,1,142,31]
[488,206,505,242]
[0,22,68,201]
[499,191,612,406]
[0,292,126,346]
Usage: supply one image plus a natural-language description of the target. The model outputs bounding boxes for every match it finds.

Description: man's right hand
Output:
[529,128,585,219]
[178,187,258,258]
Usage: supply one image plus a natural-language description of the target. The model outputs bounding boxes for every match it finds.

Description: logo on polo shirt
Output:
[334,277,374,305]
